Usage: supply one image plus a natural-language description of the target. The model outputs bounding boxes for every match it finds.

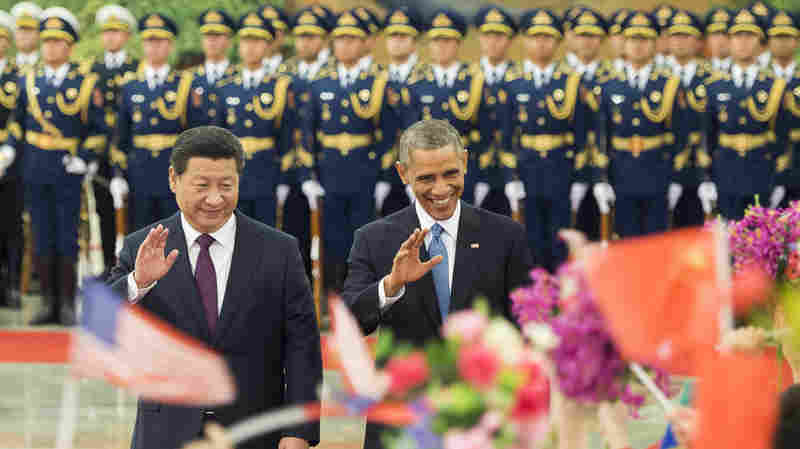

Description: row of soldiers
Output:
[0,1,798,323]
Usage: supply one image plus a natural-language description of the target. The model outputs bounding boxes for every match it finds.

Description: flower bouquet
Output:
[376,301,553,449]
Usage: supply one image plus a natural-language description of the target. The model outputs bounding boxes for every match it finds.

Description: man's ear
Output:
[168,166,177,193]
[396,161,409,185]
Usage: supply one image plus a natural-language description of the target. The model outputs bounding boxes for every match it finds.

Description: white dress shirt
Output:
[104,50,127,70]
[378,201,461,309]
[127,213,237,316]
[613,58,626,74]
[389,53,419,83]
[338,63,362,88]
[672,60,698,88]
[359,55,374,73]
[16,51,38,68]
[711,57,732,73]
[731,63,760,89]
[758,51,771,69]
[773,61,797,81]
[575,60,600,81]
[565,52,580,69]
[298,48,330,81]
[144,64,170,90]
[262,54,283,75]
[626,63,653,91]
[523,61,555,88]
[432,62,461,88]
[480,57,508,85]
[242,66,265,89]
[205,60,230,85]
[44,63,70,87]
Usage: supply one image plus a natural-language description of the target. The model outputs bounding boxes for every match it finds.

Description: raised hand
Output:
[384,228,443,296]
[134,224,179,288]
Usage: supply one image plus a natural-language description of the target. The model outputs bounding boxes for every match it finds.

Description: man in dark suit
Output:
[108,126,322,449]
[342,119,533,449]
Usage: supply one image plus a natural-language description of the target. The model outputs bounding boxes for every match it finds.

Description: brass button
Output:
[150,117,159,125]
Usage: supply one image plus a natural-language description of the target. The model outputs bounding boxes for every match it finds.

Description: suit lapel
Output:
[397,206,442,328]
[164,213,211,342]
[213,212,260,346]
[450,203,481,313]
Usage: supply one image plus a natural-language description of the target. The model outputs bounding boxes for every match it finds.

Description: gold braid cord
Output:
[641,76,680,124]
[351,72,388,120]
[155,71,194,127]
[546,72,580,120]
[26,73,62,137]
[253,75,290,127]
[687,89,707,113]
[747,78,786,122]
[0,83,16,110]
[449,68,484,122]
[784,89,800,118]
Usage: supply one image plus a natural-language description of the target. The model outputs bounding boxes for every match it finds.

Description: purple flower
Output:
[728,204,800,279]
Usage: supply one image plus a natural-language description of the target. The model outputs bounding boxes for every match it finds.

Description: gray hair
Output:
[397,119,464,165]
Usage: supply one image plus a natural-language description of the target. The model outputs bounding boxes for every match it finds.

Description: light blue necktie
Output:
[429,223,450,320]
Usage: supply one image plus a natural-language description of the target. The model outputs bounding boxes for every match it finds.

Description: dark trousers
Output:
[26,181,81,259]
[0,177,23,302]
[718,192,769,220]
[130,194,178,233]
[673,183,705,228]
[614,195,668,238]
[781,185,800,208]
[575,193,601,241]
[380,184,411,217]
[481,187,511,217]
[93,179,116,272]
[524,195,571,271]
[238,196,277,227]
[283,185,311,275]
[323,191,373,289]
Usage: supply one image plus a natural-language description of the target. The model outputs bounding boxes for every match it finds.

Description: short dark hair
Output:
[398,119,464,165]
[170,126,244,175]
[775,384,800,449]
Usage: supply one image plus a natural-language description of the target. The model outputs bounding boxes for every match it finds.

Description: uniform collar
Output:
[480,56,508,85]
[731,63,759,89]
[575,59,600,80]
[389,53,418,83]
[432,62,461,88]
[262,54,283,75]
[44,63,70,87]
[181,212,237,253]
[299,49,330,81]
[241,66,266,88]
[205,60,230,78]
[414,198,461,242]
[712,57,731,72]
[772,60,797,81]
[16,51,37,67]
[337,63,362,87]
[105,50,127,69]
[565,52,580,69]
[757,51,771,69]
[359,55,374,72]
[144,64,171,88]
[672,60,698,87]
[626,63,653,90]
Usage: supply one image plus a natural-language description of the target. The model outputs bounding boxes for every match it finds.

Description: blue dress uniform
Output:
[474,5,516,218]
[89,5,140,273]
[213,13,294,227]
[497,9,590,270]
[379,6,428,217]
[593,12,687,238]
[0,52,22,307]
[703,9,791,219]
[297,11,397,289]
[400,9,490,205]
[111,14,201,231]
[189,9,237,128]
[767,11,800,207]
[9,11,107,323]
[564,8,613,241]
[666,11,712,228]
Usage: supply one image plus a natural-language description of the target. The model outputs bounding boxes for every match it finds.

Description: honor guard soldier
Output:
[707,7,733,73]
[748,1,776,69]
[591,11,688,238]
[400,9,490,206]
[190,9,236,127]
[565,8,612,241]
[473,5,516,217]
[213,11,293,227]
[10,2,41,70]
[666,10,712,228]
[653,4,676,69]
[90,4,139,272]
[0,11,21,308]
[698,8,791,220]
[110,13,201,231]
[562,5,587,70]
[259,5,290,76]
[354,7,383,73]
[497,8,590,270]
[8,7,106,324]
[609,9,632,73]
[297,10,397,292]
[766,10,800,208]
[378,6,427,216]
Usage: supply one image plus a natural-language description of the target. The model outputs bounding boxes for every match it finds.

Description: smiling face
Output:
[169,157,239,234]
[397,145,466,221]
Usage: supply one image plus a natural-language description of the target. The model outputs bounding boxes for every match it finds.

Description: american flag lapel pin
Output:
[470,243,479,249]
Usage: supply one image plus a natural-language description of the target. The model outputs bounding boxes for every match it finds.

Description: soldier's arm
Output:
[295,84,318,184]
[79,74,109,163]
[496,84,516,184]
[591,86,610,183]
[278,80,297,186]
[669,86,689,183]
[377,86,400,180]
[5,72,26,151]
[572,83,592,183]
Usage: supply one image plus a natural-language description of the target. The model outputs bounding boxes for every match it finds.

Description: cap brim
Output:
[101,22,132,32]
[332,27,367,38]
[140,29,175,39]
[768,27,799,37]
[624,28,658,38]
[16,18,38,29]
[573,24,606,36]
[479,23,514,35]
[41,29,75,43]
[525,26,562,38]
[427,28,463,39]
[384,24,419,36]
[667,25,701,36]
[200,23,233,35]
[238,28,273,40]
[729,24,764,37]
[706,23,727,34]
[293,25,327,36]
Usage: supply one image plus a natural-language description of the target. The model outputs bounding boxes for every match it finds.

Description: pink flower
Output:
[386,352,429,396]
[510,362,550,420]
[458,343,500,389]
[443,426,492,449]
[442,310,489,345]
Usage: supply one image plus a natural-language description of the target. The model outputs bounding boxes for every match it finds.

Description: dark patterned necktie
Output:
[195,234,218,333]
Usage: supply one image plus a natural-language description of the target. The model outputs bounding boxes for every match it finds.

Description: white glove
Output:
[593,182,615,214]
[62,154,88,175]
[109,176,129,209]
[697,181,718,214]
[87,160,99,178]
[374,181,391,211]
[770,185,786,209]
[0,144,16,177]
[668,183,684,211]
[474,182,490,208]
[570,182,589,213]
[405,184,415,203]
[505,181,526,213]
[276,184,290,206]
[115,235,124,258]
[301,180,326,210]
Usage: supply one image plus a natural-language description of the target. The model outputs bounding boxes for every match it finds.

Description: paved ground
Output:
[0,295,669,449]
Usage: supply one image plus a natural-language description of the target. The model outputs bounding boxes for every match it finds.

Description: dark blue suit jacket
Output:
[108,210,322,449]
